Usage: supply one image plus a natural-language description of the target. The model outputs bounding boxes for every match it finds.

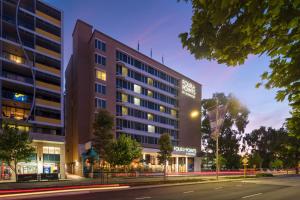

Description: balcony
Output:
[36,45,61,60]
[35,62,60,76]
[2,71,33,85]
[36,98,60,109]
[35,116,61,125]
[36,10,61,27]
[2,52,33,66]
[36,80,60,92]
[35,28,60,43]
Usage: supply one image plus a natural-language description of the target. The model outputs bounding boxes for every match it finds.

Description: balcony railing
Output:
[36,45,61,59]
[36,80,60,92]
[2,71,33,84]
[35,116,61,125]
[35,62,60,76]
[36,98,60,108]
[35,28,60,43]
[36,10,61,27]
[2,52,34,66]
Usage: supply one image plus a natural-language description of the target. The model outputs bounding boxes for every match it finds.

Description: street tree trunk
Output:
[164,160,167,182]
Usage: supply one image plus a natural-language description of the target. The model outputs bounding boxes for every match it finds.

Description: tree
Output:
[0,124,35,182]
[271,159,283,170]
[92,109,114,163]
[106,134,142,170]
[179,0,300,141]
[202,93,249,169]
[248,152,263,170]
[158,133,173,180]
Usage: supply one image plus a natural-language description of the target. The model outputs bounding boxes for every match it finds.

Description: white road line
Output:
[135,197,152,199]
[215,187,223,190]
[242,193,263,198]
[183,190,194,194]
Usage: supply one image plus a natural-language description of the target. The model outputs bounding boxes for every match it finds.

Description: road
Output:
[5,175,300,200]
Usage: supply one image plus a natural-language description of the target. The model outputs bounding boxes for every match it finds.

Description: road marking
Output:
[242,193,263,198]
[215,187,223,190]
[183,190,194,194]
[135,197,152,199]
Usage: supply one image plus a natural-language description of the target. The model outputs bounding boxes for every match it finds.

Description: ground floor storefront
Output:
[142,147,201,173]
[0,140,66,182]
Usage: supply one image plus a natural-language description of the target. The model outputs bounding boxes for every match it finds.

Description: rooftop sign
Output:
[182,79,196,99]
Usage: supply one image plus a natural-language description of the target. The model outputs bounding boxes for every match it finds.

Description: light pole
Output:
[215,99,219,180]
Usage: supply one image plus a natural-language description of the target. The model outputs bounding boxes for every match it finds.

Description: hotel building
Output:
[0,0,65,178]
[66,20,201,175]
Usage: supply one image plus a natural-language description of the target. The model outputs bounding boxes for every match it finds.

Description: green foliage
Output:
[106,134,142,168]
[270,159,283,170]
[202,93,249,169]
[180,0,300,140]
[158,133,173,177]
[92,109,114,160]
[256,173,274,177]
[244,126,299,171]
[248,152,263,169]
[0,123,35,181]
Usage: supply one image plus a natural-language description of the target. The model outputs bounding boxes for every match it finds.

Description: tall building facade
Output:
[66,20,201,175]
[0,0,64,178]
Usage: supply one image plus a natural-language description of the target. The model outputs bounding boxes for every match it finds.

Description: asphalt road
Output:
[8,175,300,200]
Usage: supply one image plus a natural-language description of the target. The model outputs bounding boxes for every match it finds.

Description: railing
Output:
[36,45,61,59]
[36,10,61,27]
[36,80,60,92]
[35,116,61,125]
[36,98,60,108]
[2,71,33,84]
[36,28,60,43]
[35,62,60,75]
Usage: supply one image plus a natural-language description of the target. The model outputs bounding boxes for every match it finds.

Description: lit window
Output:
[148,125,155,133]
[171,109,177,117]
[134,84,141,94]
[147,78,153,86]
[122,67,128,76]
[122,107,128,115]
[147,113,154,121]
[121,94,128,102]
[160,106,165,112]
[96,70,106,81]
[43,146,60,154]
[134,97,140,106]
[9,54,23,64]
[147,90,153,97]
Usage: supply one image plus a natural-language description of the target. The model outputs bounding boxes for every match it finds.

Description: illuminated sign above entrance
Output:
[182,80,196,99]
[173,146,197,156]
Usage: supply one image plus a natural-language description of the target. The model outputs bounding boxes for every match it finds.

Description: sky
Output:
[45,0,290,133]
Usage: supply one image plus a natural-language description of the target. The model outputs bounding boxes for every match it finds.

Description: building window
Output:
[147,113,154,121]
[95,83,106,94]
[134,97,140,106]
[2,106,29,120]
[171,109,177,117]
[121,94,128,102]
[9,54,24,64]
[95,39,106,52]
[134,84,141,94]
[148,125,155,133]
[147,78,153,86]
[160,105,165,113]
[122,107,128,116]
[96,70,106,81]
[95,54,106,66]
[122,67,128,76]
[147,90,153,97]
[95,98,106,108]
[43,146,60,154]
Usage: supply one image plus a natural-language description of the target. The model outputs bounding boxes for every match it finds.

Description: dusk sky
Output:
[45,0,290,133]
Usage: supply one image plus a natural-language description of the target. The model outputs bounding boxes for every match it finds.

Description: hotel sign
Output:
[173,146,197,156]
[182,79,196,99]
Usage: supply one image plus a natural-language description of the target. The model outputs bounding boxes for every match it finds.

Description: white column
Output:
[175,157,179,173]
[185,157,188,172]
